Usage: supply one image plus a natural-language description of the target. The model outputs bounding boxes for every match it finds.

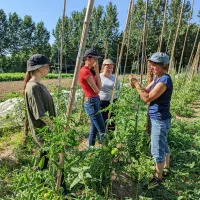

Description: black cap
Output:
[83,48,102,59]
[27,54,51,72]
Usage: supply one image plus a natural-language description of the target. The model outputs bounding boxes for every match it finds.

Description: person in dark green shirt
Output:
[24,54,55,169]
[24,54,68,193]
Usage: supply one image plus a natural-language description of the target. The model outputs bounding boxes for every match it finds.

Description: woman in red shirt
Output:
[79,48,106,147]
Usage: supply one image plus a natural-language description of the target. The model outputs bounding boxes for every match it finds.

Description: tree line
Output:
[0,0,199,73]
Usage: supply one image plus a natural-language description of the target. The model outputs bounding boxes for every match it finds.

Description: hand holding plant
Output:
[129,74,138,88]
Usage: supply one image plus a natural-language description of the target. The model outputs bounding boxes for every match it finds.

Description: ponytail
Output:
[23,72,32,95]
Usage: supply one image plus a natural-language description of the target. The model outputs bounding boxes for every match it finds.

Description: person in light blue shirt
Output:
[129,52,173,184]
[99,59,120,132]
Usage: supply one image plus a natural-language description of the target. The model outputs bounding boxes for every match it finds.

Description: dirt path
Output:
[176,98,200,121]
[0,78,73,100]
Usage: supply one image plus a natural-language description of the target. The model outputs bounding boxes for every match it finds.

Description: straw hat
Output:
[103,58,114,65]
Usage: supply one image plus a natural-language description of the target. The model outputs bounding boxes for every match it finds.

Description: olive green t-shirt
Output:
[25,81,56,139]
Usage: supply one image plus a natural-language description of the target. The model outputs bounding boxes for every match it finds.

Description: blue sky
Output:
[1,0,199,45]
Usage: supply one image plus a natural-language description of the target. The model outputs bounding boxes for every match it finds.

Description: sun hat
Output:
[83,48,102,59]
[147,52,170,64]
[103,58,114,65]
[27,54,51,72]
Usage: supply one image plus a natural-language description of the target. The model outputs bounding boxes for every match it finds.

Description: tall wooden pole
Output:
[106,0,133,129]
[165,29,172,53]
[189,42,200,81]
[66,0,94,116]
[158,0,168,52]
[184,26,200,82]
[146,62,154,134]
[23,61,29,144]
[56,0,94,190]
[181,27,200,87]
[193,43,200,75]
[122,0,134,85]
[168,0,185,74]
[178,0,194,74]
[188,26,200,69]
[140,0,149,84]
[116,43,120,67]
[58,0,66,94]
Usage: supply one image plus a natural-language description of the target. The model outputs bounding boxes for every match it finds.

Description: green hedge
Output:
[0,73,73,82]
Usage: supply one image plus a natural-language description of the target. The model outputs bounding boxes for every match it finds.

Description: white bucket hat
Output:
[103,58,114,65]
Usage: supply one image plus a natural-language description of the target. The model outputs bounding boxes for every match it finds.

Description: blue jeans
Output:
[84,97,106,146]
[151,118,171,163]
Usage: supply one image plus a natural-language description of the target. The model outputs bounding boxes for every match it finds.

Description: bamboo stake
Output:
[140,0,149,84]
[189,42,200,80]
[122,0,134,85]
[193,43,200,75]
[188,26,200,69]
[58,0,66,95]
[158,0,168,52]
[56,0,67,191]
[146,61,153,134]
[23,60,29,144]
[106,0,133,130]
[56,0,94,190]
[178,0,194,75]
[78,95,85,122]
[139,0,149,135]
[184,26,200,82]
[66,0,94,116]
[165,29,172,53]
[130,35,142,74]
[168,0,185,74]
[116,43,120,67]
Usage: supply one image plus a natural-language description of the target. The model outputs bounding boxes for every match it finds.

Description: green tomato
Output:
[43,193,50,199]
[111,148,118,155]
[103,146,110,152]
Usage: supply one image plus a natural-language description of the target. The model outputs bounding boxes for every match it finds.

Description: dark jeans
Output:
[100,100,117,132]
[84,97,106,146]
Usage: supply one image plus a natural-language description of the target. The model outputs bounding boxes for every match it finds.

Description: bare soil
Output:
[0,78,73,100]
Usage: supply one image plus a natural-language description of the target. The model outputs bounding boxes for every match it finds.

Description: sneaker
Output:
[141,177,163,190]
[150,177,163,185]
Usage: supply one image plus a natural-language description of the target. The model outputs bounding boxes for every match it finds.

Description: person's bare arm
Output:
[86,76,100,94]
[129,75,154,95]
[93,61,102,90]
[134,82,167,103]
[145,80,154,92]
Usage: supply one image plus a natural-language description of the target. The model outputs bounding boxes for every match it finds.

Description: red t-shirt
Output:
[79,66,99,97]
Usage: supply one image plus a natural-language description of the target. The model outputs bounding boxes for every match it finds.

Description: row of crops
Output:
[0,73,73,82]
[1,73,200,199]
